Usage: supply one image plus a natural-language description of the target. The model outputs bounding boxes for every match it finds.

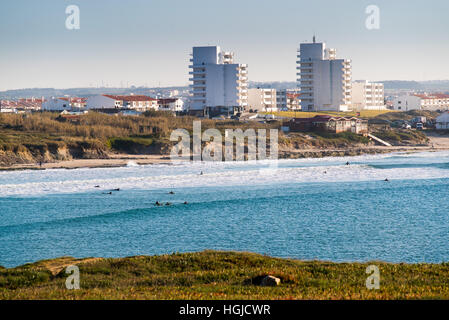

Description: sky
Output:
[0,0,449,91]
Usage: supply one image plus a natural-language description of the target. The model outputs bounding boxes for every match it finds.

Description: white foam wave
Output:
[1,151,449,196]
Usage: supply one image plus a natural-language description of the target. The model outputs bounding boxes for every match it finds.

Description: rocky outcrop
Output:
[260,275,281,287]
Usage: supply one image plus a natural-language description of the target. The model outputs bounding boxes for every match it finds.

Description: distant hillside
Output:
[382,81,423,90]
[2,80,449,99]
[249,81,297,90]
[0,86,189,100]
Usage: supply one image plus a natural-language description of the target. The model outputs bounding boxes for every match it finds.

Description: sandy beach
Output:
[1,134,449,171]
[0,154,174,171]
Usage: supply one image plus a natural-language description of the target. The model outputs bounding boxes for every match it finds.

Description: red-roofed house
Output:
[286,115,368,134]
[42,97,85,111]
[86,94,158,111]
[392,93,449,111]
[157,98,184,112]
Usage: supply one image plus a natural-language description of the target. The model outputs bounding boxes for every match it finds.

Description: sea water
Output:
[1,151,449,267]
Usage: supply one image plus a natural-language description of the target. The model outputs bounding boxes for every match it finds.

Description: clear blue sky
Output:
[1,0,448,90]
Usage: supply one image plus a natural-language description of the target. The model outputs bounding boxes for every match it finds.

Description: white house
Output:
[392,94,449,111]
[189,46,248,116]
[42,97,86,111]
[297,37,351,112]
[86,95,158,111]
[157,98,184,112]
[436,112,449,130]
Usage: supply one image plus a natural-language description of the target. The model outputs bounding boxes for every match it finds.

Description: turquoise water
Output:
[1,151,449,267]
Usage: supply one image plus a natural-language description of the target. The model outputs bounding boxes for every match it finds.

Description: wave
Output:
[368,162,449,170]
[2,151,449,197]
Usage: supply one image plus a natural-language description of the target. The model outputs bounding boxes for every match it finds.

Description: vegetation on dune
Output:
[1,251,449,299]
[373,129,429,145]
[0,110,435,165]
[374,110,440,122]
[0,112,276,164]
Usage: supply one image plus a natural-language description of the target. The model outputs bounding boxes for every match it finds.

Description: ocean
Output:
[1,151,449,267]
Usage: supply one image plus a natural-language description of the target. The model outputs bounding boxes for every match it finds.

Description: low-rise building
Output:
[86,95,158,111]
[247,88,277,112]
[42,97,86,111]
[275,90,301,111]
[392,93,449,111]
[286,92,301,110]
[157,98,184,112]
[276,89,287,111]
[286,115,368,134]
[1,98,44,112]
[351,80,385,110]
[436,112,449,130]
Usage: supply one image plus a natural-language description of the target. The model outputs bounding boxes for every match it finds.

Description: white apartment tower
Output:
[189,46,248,117]
[297,38,352,112]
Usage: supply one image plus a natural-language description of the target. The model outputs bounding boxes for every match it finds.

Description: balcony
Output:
[191,97,206,101]
[189,70,206,75]
[190,83,206,88]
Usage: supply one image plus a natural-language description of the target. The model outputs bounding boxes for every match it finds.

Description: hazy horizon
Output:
[1,0,449,91]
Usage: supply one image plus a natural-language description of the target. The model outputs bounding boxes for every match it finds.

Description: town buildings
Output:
[157,98,184,112]
[276,89,287,111]
[42,97,86,111]
[247,88,277,112]
[297,37,352,112]
[351,80,385,110]
[1,98,44,112]
[86,94,158,112]
[392,93,449,111]
[189,46,248,117]
[286,92,301,110]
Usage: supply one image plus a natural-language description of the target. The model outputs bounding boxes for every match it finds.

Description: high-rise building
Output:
[189,46,248,117]
[351,80,385,110]
[296,38,351,112]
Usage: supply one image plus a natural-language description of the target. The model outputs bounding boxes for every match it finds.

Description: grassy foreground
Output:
[1,251,449,300]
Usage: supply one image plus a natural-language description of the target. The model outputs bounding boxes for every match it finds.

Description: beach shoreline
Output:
[1,134,449,171]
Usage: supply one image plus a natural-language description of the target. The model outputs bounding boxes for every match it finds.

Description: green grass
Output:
[1,251,449,299]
